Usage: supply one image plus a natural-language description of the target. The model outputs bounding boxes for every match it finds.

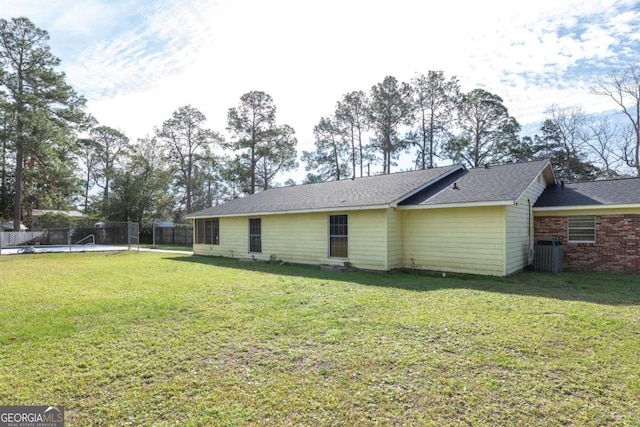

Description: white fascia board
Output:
[398,200,513,210]
[533,203,640,212]
[514,161,553,205]
[186,204,392,219]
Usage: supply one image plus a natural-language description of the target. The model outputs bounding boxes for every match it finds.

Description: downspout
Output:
[528,198,534,265]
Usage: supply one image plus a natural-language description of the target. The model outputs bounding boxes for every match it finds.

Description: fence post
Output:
[127,221,140,251]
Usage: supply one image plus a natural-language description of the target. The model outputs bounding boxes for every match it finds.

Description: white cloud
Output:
[3,0,639,178]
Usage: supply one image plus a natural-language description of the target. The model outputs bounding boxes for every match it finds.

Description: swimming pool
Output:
[0,244,133,255]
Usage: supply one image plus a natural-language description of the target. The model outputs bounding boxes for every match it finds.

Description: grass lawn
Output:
[1,252,639,426]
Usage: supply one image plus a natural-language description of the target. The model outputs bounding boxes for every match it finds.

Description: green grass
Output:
[1,252,639,426]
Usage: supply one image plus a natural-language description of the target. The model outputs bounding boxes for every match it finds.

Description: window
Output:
[568,216,595,243]
[195,218,219,244]
[329,214,348,258]
[249,218,261,252]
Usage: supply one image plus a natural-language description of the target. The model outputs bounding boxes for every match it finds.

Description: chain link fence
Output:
[0,221,140,253]
[140,224,193,247]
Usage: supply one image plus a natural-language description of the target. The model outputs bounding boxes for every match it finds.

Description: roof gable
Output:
[187,165,463,218]
[400,159,553,207]
[535,177,640,208]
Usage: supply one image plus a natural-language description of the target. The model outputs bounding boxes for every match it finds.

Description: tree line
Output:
[0,18,299,227]
[304,72,640,183]
[1,17,639,229]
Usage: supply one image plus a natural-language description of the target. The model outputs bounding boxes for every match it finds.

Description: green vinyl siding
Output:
[194,210,390,270]
[402,206,505,276]
[386,209,403,270]
[347,210,388,270]
[504,176,547,275]
[193,216,247,258]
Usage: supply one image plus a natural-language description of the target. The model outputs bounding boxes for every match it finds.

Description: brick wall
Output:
[534,214,640,273]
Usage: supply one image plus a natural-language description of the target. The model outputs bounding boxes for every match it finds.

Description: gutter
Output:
[398,200,514,210]
[533,203,640,212]
[185,203,396,219]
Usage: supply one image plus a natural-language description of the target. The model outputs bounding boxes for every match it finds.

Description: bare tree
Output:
[583,117,625,178]
[543,104,589,180]
[592,65,640,176]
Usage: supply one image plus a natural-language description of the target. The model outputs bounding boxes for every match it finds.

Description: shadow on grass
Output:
[167,255,640,306]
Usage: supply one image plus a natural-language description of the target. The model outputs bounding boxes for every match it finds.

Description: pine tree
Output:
[0,17,86,229]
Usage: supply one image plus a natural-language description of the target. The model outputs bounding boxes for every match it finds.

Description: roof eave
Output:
[185,203,395,219]
[398,200,514,210]
[533,203,640,212]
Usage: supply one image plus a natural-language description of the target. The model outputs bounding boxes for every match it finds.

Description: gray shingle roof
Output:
[534,177,640,208]
[401,159,553,206]
[186,164,463,218]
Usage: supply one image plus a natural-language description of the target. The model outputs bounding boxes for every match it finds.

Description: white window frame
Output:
[568,215,595,243]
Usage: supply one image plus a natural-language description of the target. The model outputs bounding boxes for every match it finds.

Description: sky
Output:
[3,0,640,181]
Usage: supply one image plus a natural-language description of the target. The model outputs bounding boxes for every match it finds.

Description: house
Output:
[31,209,85,218]
[534,178,640,273]
[1,221,28,231]
[31,209,86,229]
[187,159,559,276]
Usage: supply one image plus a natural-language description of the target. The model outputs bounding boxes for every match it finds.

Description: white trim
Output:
[186,167,467,219]
[186,204,393,219]
[514,161,553,205]
[567,215,596,244]
[398,200,514,210]
[533,203,640,212]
